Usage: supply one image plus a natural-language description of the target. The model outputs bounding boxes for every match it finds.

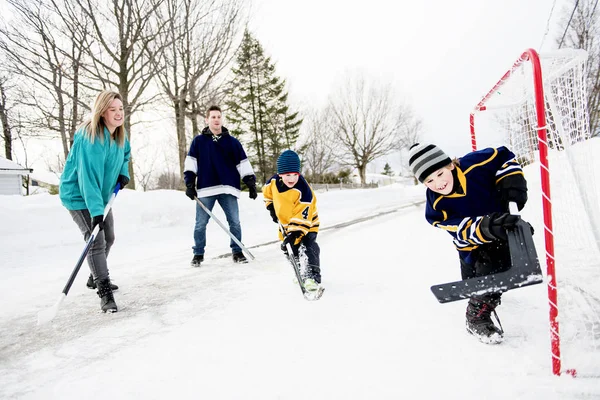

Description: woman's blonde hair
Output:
[80,90,126,146]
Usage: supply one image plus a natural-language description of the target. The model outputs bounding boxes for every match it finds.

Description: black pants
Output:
[460,241,511,280]
[300,232,321,283]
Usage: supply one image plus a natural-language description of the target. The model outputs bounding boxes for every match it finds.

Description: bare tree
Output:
[557,0,600,136]
[153,0,245,179]
[300,108,336,181]
[154,170,181,190]
[0,0,91,159]
[328,74,423,184]
[0,76,14,159]
[71,0,169,189]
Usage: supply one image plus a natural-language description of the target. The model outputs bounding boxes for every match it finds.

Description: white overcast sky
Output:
[248,0,567,160]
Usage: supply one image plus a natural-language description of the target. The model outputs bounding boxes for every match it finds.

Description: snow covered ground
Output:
[1,182,599,399]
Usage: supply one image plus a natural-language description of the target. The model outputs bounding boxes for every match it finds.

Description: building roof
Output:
[0,157,33,174]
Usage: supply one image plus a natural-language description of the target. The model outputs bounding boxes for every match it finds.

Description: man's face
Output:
[424,165,454,195]
[280,173,299,188]
[206,110,222,132]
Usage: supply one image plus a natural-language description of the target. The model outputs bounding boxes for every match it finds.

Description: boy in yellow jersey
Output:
[262,150,321,292]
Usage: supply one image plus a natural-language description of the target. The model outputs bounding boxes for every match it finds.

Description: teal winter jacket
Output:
[59,126,130,217]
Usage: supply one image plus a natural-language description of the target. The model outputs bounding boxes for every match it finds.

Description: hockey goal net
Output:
[470,48,600,377]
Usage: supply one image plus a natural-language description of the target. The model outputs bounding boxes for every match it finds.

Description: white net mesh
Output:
[471,49,600,376]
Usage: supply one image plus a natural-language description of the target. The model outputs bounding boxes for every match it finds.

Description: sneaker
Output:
[232,252,248,264]
[191,254,204,267]
[466,295,504,344]
[303,278,319,292]
[87,274,119,291]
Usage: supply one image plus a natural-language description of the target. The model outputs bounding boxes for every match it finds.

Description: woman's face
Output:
[102,98,124,133]
[424,164,455,195]
[280,173,299,188]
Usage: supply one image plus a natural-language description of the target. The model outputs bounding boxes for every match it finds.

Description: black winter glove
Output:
[266,203,278,223]
[480,212,520,242]
[248,185,257,200]
[281,230,303,255]
[185,185,197,201]
[185,174,197,201]
[244,176,258,200]
[116,174,129,189]
[92,215,104,231]
[497,174,528,211]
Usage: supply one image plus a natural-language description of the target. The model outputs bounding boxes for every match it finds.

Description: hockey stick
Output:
[194,197,255,261]
[430,202,543,303]
[37,184,121,325]
[278,223,324,300]
[278,223,307,297]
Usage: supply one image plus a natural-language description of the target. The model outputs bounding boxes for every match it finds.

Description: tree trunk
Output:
[358,165,366,184]
[0,82,11,159]
[70,58,81,151]
[175,97,188,186]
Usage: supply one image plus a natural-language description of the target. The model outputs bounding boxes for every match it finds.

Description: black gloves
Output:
[266,203,278,223]
[281,230,303,255]
[185,174,197,201]
[249,185,257,200]
[497,174,528,211]
[92,215,104,231]
[116,174,129,189]
[480,212,520,241]
[245,176,258,200]
[186,185,197,201]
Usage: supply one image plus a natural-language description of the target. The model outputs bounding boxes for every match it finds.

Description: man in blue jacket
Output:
[183,105,257,266]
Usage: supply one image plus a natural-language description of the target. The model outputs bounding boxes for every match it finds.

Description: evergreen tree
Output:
[382,162,394,176]
[226,30,302,182]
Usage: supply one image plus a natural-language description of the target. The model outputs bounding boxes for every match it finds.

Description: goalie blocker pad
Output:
[430,218,544,303]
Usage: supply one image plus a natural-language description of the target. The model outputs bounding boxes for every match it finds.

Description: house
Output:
[0,157,33,195]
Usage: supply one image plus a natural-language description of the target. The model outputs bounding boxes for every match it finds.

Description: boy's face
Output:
[280,173,299,188]
[424,164,454,195]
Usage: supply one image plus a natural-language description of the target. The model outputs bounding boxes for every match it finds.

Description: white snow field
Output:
[1,182,599,399]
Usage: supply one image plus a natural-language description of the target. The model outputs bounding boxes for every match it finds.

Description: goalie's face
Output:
[280,173,300,188]
[424,164,454,195]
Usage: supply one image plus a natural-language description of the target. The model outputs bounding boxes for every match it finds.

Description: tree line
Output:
[0,0,598,192]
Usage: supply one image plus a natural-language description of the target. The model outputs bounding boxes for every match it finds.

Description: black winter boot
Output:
[466,294,503,344]
[232,252,248,264]
[191,254,204,267]
[87,274,119,291]
[96,278,118,313]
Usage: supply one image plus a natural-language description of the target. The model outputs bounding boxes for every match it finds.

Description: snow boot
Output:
[87,274,119,291]
[232,252,248,264]
[96,278,118,313]
[466,294,503,344]
[191,254,204,267]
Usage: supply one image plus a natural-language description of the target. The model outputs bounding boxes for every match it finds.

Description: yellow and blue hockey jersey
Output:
[425,146,525,264]
[263,174,320,240]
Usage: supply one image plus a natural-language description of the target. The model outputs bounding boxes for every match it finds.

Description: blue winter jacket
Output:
[59,126,131,217]
[424,146,525,264]
[183,127,255,198]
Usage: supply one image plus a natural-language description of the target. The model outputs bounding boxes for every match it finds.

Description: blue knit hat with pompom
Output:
[277,150,301,174]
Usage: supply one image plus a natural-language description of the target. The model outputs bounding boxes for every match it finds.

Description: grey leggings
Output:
[68,209,115,282]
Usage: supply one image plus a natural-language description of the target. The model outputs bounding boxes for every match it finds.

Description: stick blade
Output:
[430,219,544,303]
[37,294,66,326]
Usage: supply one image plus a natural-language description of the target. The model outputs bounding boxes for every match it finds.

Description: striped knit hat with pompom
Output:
[277,150,301,174]
[408,143,452,183]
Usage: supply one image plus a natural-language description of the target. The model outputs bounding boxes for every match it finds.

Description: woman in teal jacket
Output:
[59,90,130,313]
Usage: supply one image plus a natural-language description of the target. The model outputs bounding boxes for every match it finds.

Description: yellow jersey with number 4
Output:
[263,174,320,239]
